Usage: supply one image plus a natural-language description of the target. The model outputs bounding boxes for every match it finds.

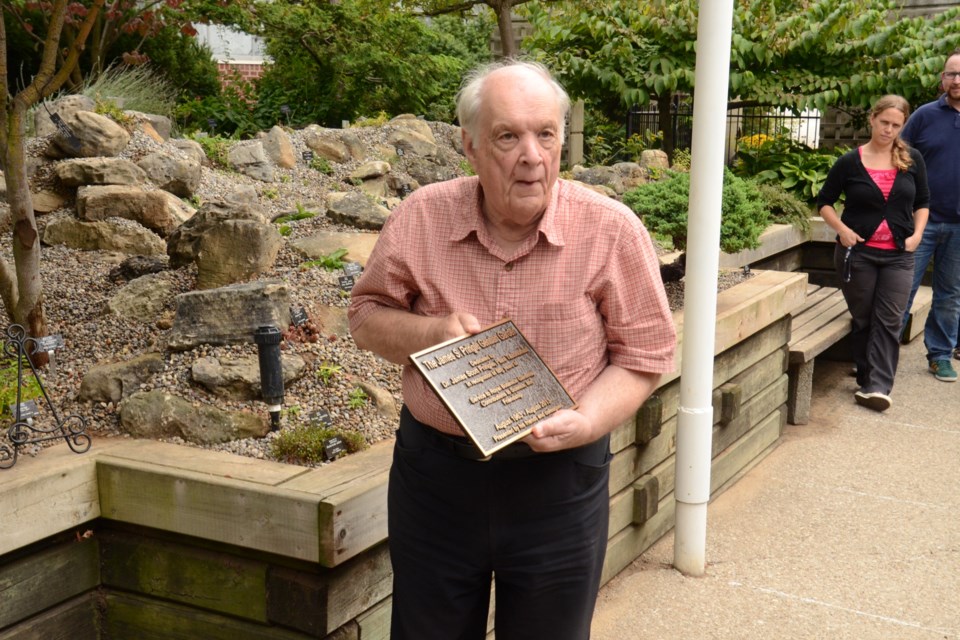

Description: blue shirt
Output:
[900,95,960,224]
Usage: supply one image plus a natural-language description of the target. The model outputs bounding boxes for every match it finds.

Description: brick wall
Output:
[217,62,265,89]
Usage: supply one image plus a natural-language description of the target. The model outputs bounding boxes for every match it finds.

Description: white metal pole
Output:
[673,0,736,576]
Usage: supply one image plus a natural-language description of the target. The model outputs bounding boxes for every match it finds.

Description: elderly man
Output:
[348,60,676,640]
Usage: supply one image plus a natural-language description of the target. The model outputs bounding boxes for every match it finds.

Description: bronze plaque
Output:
[409,320,576,457]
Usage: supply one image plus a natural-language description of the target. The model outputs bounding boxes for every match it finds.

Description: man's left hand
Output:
[525,409,595,452]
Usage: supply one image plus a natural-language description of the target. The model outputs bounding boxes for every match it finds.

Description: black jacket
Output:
[816,147,929,250]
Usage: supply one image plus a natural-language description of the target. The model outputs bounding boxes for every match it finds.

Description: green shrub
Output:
[756,183,813,232]
[0,357,42,417]
[174,72,263,139]
[271,424,367,464]
[622,168,770,254]
[671,148,692,171]
[732,135,846,204]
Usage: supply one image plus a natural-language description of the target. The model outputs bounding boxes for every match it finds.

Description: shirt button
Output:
[505,263,514,272]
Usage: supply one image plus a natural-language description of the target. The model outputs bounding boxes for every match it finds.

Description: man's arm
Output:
[351,308,482,365]
[526,364,661,452]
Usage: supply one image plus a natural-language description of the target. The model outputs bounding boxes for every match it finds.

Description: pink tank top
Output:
[860,147,898,250]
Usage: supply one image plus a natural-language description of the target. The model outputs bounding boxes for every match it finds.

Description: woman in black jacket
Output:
[817,95,929,412]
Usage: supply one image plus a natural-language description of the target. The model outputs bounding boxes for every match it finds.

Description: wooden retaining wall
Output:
[0,270,806,640]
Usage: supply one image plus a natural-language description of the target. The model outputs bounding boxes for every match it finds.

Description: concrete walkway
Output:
[591,336,960,639]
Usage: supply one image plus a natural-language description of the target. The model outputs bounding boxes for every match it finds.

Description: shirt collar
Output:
[450,177,566,248]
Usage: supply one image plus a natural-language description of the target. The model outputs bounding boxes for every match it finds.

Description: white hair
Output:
[456,59,570,150]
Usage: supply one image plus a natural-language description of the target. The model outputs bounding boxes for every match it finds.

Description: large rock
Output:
[48,110,130,158]
[55,158,147,186]
[107,272,175,323]
[33,95,95,138]
[288,231,379,267]
[262,126,296,169]
[31,190,67,214]
[326,191,390,230]
[402,157,458,187]
[302,125,365,163]
[167,193,266,268]
[190,353,307,400]
[194,219,284,289]
[76,185,194,236]
[78,352,165,403]
[124,110,172,140]
[388,114,437,143]
[170,139,208,166]
[43,215,166,255]
[388,128,437,159]
[137,152,202,197]
[227,141,274,182]
[167,280,292,351]
[119,390,270,444]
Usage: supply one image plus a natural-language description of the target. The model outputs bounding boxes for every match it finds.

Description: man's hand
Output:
[523,366,662,453]
[526,408,596,452]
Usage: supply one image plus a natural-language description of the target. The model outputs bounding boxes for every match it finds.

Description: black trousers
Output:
[835,243,914,395]
[389,406,611,640]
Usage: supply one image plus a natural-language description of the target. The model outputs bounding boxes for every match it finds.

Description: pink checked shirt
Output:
[348,177,677,435]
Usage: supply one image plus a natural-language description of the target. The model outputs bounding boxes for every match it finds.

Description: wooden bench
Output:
[787,283,852,425]
[901,284,933,344]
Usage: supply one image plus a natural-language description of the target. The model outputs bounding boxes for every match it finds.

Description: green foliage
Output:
[316,362,343,386]
[523,0,960,118]
[93,95,135,128]
[270,424,367,464]
[273,207,317,225]
[671,148,692,171]
[351,111,392,128]
[0,358,42,416]
[236,1,477,127]
[186,132,233,168]
[2,0,218,101]
[622,168,770,254]
[174,73,265,138]
[110,23,221,102]
[310,157,334,174]
[300,248,349,272]
[582,106,665,166]
[756,183,813,232]
[278,224,292,237]
[348,387,369,410]
[732,136,846,204]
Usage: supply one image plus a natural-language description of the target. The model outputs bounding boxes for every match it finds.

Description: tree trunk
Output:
[2,106,48,365]
[657,92,674,162]
[493,0,517,59]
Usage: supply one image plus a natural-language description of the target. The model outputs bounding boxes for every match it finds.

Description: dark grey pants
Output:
[835,243,915,395]
[389,407,611,640]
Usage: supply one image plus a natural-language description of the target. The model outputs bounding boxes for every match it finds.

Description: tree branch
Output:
[421,0,481,16]
[18,0,106,109]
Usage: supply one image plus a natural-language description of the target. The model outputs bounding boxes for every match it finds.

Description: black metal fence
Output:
[626,102,822,162]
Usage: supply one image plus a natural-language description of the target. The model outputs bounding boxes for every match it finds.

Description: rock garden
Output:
[1,96,693,467]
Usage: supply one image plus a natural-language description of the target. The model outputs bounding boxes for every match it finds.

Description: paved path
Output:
[592,336,960,639]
